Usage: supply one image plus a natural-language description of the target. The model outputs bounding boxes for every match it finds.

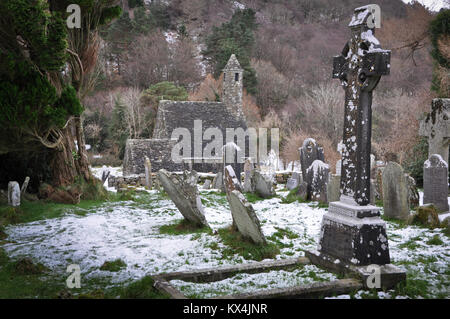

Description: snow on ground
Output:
[1,180,449,298]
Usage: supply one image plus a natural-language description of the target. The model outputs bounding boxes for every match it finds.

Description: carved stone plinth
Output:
[318,200,390,266]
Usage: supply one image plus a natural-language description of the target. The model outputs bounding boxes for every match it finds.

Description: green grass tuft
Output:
[280,187,307,204]
[159,219,211,235]
[217,227,280,261]
[100,259,127,272]
[426,234,444,245]
[244,193,266,203]
[113,276,169,299]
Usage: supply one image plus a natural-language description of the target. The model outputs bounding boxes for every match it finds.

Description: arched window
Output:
[235,73,239,81]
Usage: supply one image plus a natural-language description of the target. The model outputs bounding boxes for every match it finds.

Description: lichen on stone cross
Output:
[332,5,390,206]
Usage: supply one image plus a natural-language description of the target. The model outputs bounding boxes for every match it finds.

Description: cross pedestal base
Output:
[318,200,390,266]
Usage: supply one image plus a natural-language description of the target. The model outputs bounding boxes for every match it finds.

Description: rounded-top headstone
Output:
[423,154,449,213]
[382,162,410,220]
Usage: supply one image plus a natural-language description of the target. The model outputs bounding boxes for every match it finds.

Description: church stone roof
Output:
[223,54,242,71]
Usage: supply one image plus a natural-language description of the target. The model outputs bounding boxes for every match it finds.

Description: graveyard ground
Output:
[0,167,448,299]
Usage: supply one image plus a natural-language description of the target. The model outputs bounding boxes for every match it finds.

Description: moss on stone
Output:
[411,205,441,229]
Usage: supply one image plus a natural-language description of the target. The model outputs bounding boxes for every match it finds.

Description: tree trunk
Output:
[50,118,92,187]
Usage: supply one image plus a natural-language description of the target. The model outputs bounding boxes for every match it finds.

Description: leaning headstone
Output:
[20,176,30,199]
[228,190,267,245]
[382,162,410,220]
[306,160,329,203]
[299,138,325,180]
[8,181,20,207]
[144,156,152,189]
[202,179,212,190]
[286,172,301,191]
[243,158,254,193]
[318,5,392,266]
[224,165,243,195]
[423,154,449,213]
[419,98,450,161]
[327,173,341,203]
[252,170,275,198]
[157,169,209,227]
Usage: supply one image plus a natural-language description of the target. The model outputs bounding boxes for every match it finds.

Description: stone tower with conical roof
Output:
[222,54,244,118]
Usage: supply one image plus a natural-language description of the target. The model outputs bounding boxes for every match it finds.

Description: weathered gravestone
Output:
[223,142,243,186]
[228,190,267,245]
[243,158,254,193]
[202,179,212,190]
[318,5,392,266]
[20,176,30,199]
[423,154,449,213]
[212,171,225,192]
[252,170,275,198]
[144,156,152,189]
[8,181,20,207]
[224,165,243,195]
[286,172,301,191]
[382,162,410,221]
[419,98,450,162]
[327,173,341,203]
[306,160,330,203]
[336,140,345,175]
[157,169,209,227]
[299,138,325,180]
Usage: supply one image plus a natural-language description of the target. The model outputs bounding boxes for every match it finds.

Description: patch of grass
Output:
[398,236,422,250]
[159,219,211,235]
[0,225,6,239]
[0,199,106,227]
[0,248,64,298]
[443,225,450,238]
[391,277,430,298]
[309,202,328,209]
[201,191,228,207]
[280,187,308,204]
[267,227,299,249]
[426,234,444,245]
[112,276,169,299]
[206,242,219,250]
[271,227,300,240]
[218,226,280,261]
[12,258,48,275]
[375,199,383,207]
[100,259,127,272]
[381,215,407,228]
[77,289,105,299]
[244,193,266,203]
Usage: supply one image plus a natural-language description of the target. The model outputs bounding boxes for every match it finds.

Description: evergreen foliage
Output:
[203,9,258,94]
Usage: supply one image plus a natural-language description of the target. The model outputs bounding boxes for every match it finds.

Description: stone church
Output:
[123,54,248,175]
